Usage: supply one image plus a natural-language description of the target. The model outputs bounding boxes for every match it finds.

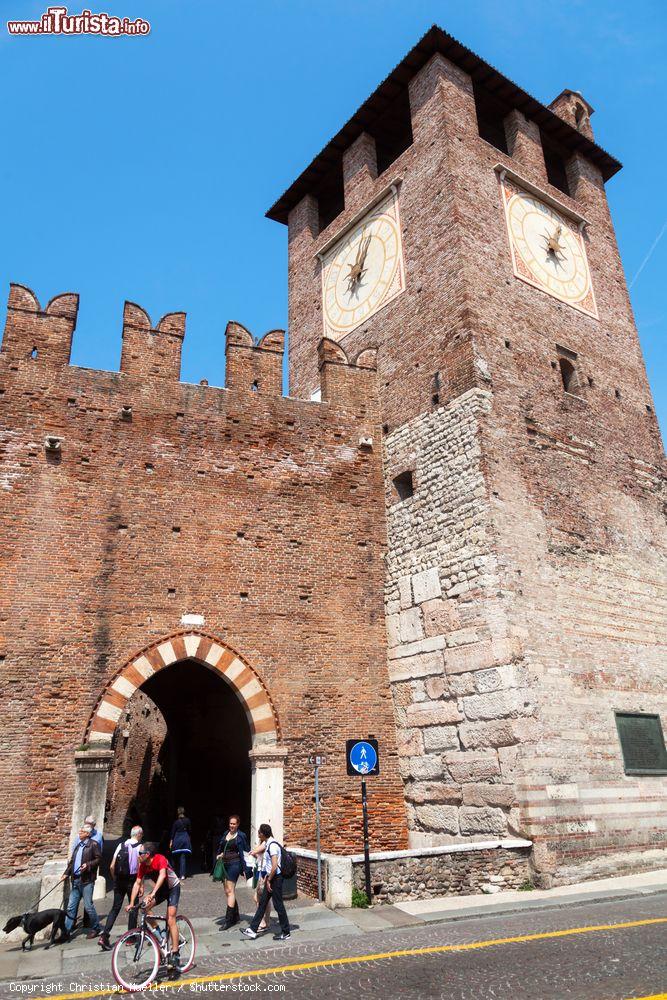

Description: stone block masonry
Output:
[384,388,532,848]
[291,839,531,906]
[350,840,532,904]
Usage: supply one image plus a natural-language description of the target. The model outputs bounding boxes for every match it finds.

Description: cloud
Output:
[630,219,667,289]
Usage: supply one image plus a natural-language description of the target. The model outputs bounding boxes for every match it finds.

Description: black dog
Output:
[3,909,67,950]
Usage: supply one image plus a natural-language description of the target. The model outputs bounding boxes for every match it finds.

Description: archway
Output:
[105,660,253,867]
[73,631,286,863]
[87,632,279,745]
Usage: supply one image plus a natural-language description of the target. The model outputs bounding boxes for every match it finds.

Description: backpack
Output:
[278,843,297,880]
[115,841,132,876]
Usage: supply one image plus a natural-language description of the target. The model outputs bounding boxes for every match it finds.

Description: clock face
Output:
[321,190,405,340]
[501,179,597,318]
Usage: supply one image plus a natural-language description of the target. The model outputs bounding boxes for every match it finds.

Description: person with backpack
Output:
[240,824,294,941]
[98,825,143,951]
[169,807,192,881]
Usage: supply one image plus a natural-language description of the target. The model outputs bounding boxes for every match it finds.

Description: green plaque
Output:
[615,712,667,775]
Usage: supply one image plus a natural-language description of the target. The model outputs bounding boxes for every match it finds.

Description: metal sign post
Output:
[308,753,326,902]
[345,738,379,905]
[360,776,372,904]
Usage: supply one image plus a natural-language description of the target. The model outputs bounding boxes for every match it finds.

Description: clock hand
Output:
[546,225,565,255]
[353,232,366,266]
[347,234,372,291]
[359,235,372,270]
[346,263,361,290]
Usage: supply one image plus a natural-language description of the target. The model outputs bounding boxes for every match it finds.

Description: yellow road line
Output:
[628,995,667,1000]
[30,916,667,999]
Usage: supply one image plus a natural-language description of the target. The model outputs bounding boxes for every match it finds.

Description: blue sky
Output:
[1,1,665,438]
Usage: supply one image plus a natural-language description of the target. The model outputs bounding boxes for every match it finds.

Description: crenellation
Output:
[503,110,547,182]
[2,283,79,367]
[120,300,186,381]
[1,24,665,903]
[0,275,409,879]
[224,321,285,396]
[342,132,378,207]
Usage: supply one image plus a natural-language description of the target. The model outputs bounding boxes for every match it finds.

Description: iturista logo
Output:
[7,6,150,36]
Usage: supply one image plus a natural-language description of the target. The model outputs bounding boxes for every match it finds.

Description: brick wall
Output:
[0,288,408,878]
[294,853,326,900]
[284,44,667,882]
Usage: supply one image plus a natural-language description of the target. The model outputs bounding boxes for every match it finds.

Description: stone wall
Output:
[351,842,532,903]
[104,689,167,839]
[383,388,531,847]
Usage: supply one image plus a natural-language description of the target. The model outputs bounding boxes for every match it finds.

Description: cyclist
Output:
[127,842,182,970]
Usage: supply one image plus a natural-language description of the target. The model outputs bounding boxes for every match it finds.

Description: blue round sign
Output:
[348,740,378,775]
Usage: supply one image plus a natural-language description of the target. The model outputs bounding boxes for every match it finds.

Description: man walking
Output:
[98,825,143,951]
[85,815,104,850]
[60,824,102,940]
[241,824,290,941]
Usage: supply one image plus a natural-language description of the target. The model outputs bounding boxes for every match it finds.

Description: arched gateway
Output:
[73,631,287,853]
[87,630,280,744]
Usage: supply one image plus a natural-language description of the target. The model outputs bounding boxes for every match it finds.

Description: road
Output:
[0,892,665,999]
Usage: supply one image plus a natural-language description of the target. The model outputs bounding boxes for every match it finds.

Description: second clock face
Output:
[321,190,405,340]
[501,178,597,318]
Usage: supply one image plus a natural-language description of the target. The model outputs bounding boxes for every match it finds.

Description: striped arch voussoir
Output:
[87,631,279,745]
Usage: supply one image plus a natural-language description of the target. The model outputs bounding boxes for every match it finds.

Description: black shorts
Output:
[153,883,181,908]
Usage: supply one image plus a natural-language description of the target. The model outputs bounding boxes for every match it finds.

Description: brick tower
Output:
[269,26,667,884]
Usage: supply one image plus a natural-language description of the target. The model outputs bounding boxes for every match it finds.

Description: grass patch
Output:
[352,888,370,908]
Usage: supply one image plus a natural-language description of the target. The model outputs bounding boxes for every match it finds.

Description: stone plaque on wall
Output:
[615,712,667,775]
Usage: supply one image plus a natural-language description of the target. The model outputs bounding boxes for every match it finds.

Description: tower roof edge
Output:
[266,24,621,225]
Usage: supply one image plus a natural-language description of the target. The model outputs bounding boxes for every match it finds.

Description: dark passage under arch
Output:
[105,658,252,868]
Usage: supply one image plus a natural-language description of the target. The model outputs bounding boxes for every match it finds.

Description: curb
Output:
[414,885,667,926]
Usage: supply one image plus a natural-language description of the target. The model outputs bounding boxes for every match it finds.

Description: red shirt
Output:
[138,854,180,889]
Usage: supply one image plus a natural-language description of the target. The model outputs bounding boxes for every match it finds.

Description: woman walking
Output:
[169,807,192,881]
[251,838,271,932]
[217,814,250,929]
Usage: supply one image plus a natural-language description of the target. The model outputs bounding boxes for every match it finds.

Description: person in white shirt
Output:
[84,815,104,850]
[98,825,143,951]
[241,824,290,941]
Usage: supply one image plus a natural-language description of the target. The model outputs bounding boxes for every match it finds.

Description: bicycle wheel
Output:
[176,915,196,972]
[111,928,161,991]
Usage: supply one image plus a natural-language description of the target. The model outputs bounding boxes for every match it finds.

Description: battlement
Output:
[2,283,79,367]
[120,301,186,381]
[318,339,379,417]
[0,284,378,416]
[225,321,285,396]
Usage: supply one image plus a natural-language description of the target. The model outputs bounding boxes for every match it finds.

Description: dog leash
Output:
[33,877,67,908]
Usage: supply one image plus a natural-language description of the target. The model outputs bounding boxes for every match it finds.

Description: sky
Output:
[1,0,665,438]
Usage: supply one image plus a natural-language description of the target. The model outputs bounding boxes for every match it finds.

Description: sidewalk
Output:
[1,868,665,983]
[390,866,667,924]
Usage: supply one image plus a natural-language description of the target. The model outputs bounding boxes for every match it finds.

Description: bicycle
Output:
[111,902,196,992]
